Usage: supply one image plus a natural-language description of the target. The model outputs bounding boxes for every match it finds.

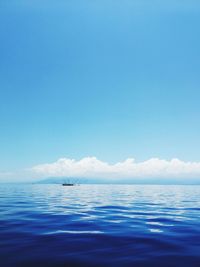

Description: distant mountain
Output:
[37,177,81,184]
[36,177,200,185]
[37,177,112,184]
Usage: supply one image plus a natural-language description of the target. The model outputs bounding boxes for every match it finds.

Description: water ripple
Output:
[0,184,200,267]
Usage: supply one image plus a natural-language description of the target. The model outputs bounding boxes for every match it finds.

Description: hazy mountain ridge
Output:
[37,177,200,185]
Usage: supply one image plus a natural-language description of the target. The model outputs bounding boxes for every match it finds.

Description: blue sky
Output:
[0,1,200,176]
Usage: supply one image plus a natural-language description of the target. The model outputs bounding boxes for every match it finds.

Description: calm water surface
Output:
[0,184,200,267]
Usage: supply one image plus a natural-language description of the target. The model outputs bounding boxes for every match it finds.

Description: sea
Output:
[0,184,200,267]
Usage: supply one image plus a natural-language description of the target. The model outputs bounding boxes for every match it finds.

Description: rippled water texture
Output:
[0,184,200,267]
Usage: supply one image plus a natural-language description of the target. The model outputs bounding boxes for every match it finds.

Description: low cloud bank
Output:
[32,157,200,179]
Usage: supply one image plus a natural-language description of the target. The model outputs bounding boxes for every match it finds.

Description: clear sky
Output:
[0,1,200,178]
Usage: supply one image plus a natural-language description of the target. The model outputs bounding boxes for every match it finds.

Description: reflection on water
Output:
[0,184,200,266]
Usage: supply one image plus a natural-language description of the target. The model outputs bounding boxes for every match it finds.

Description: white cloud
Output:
[31,157,200,179]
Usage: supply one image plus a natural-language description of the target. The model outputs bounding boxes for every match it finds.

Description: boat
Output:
[62,179,75,186]
[62,183,75,186]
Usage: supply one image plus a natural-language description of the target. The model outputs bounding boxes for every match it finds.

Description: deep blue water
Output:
[0,184,200,267]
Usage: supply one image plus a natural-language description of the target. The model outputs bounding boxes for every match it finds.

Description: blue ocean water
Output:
[0,184,200,267]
